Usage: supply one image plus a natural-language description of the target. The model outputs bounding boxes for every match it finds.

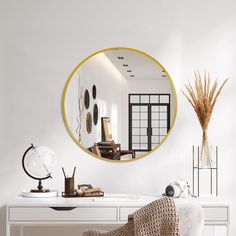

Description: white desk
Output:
[6,194,230,236]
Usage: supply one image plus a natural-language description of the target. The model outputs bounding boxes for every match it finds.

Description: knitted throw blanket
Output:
[83,197,180,236]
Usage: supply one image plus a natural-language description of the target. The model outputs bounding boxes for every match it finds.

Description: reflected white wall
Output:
[65,52,174,150]
[65,52,125,148]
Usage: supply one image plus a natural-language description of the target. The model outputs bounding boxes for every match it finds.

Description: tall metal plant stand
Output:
[192,146,218,197]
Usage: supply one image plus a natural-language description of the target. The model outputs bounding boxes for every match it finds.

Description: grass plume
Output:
[182,70,228,167]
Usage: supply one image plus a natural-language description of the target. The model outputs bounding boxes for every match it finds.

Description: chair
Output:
[110,140,135,159]
[96,141,121,160]
[96,140,135,160]
[100,117,135,160]
[89,144,121,160]
[101,117,113,142]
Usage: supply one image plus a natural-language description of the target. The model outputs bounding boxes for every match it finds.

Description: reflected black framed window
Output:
[129,94,170,153]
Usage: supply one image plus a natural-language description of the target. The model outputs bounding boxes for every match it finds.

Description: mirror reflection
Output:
[63,47,177,161]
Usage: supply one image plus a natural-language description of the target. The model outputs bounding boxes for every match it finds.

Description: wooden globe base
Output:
[30,189,50,193]
[30,179,50,192]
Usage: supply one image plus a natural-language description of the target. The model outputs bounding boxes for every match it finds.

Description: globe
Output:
[24,145,56,179]
[22,144,56,193]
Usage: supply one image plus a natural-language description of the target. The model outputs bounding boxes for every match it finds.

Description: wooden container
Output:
[64,177,74,194]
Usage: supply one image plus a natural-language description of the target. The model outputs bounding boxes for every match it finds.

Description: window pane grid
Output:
[129,94,170,152]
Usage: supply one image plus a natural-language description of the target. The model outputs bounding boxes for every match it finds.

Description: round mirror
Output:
[62,47,177,162]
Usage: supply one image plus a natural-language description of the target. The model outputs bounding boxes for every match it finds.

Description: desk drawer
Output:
[119,207,140,221]
[9,207,117,222]
[203,207,228,221]
[119,206,229,222]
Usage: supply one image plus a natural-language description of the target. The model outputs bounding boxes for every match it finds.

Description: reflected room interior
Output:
[64,48,177,161]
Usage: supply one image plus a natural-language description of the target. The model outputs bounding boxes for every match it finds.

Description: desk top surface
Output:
[7,193,230,207]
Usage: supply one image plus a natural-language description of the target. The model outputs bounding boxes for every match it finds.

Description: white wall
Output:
[1,0,236,236]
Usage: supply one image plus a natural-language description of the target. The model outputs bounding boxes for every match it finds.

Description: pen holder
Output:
[64,177,74,195]
[62,167,76,197]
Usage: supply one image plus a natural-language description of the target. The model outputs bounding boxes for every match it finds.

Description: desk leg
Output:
[20,226,24,236]
[6,224,10,236]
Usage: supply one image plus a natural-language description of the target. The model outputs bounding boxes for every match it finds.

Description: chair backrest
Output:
[101,117,113,141]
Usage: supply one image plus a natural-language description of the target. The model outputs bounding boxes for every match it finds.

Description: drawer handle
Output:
[50,207,77,211]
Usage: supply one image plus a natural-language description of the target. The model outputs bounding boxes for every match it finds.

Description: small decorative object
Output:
[93,103,98,125]
[182,71,228,167]
[76,72,85,143]
[62,167,76,197]
[77,184,104,197]
[21,144,57,197]
[84,89,90,109]
[192,146,218,196]
[86,112,92,133]
[76,188,84,196]
[164,180,195,198]
[63,182,104,198]
[92,84,97,99]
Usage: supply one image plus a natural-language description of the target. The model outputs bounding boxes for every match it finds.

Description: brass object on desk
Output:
[62,167,76,197]
[65,178,74,195]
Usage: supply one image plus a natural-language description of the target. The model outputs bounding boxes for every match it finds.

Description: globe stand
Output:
[30,180,50,193]
[21,144,57,197]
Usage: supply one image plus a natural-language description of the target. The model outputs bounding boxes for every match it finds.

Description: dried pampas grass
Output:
[182,70,228,167]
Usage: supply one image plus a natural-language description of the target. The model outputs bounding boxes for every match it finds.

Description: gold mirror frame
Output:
[62,47,178,162]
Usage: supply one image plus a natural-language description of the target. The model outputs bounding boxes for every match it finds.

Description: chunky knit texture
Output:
[83,197,180,236]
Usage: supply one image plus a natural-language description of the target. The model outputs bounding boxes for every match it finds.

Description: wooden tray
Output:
[62,191,104,198]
